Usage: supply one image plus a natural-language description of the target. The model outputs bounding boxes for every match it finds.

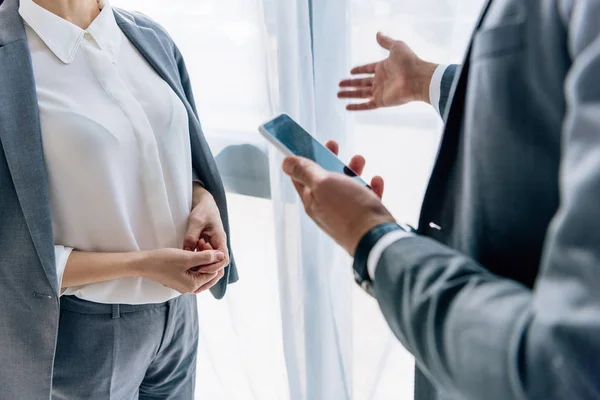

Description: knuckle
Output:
[206,252,216,264]
[184,232,198,243]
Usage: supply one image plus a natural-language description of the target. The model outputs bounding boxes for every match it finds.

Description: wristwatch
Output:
[352,222,415,297]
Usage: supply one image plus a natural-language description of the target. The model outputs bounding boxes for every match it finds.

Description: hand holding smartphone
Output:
[258,114,369,187]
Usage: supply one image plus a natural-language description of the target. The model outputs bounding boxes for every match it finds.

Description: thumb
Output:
[376,32,394,50]
[183,218,203,251]
[282,156,326,188]
[188,250,225,268]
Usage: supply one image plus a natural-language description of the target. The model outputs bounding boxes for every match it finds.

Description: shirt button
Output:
[84,32,92,40]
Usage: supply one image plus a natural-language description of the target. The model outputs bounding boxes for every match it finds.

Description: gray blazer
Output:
[0,1,237,398]
[369,1,600,399]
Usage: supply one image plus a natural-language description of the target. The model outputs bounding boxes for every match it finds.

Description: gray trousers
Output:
[52,294,199,400]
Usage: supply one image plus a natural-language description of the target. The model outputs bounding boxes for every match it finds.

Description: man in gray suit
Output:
[284,0,600,399]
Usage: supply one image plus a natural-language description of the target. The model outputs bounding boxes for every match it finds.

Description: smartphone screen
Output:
[261,114,369,187]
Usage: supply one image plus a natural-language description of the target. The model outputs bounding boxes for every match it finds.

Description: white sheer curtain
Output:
[112,1,484,399]
[349,2,484,398]
[263,0,354,399]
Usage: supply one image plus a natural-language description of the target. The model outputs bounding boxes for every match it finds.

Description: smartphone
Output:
[259,113,369,187]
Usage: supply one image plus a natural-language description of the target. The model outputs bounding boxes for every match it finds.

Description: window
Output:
[349,1,484,398]
[112,1,484,398]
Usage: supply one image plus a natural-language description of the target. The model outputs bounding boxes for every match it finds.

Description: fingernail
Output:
[216,252,225,261]
[184,246,193,251]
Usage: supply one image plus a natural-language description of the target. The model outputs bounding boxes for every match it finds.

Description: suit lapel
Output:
[418,0,494,234]
[442,0,494,126]
[0,36,58,291]
[113,13,188,111]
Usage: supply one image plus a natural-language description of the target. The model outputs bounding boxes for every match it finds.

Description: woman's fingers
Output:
[194,269,225,294]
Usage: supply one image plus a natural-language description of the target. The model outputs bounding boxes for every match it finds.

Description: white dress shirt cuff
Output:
[367,230,414,280]
[54,245,74,295]
[429,64,449,116]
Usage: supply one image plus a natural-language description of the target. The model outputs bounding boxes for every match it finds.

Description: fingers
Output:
[376,32,394,50]
[325,140,339,155]
[205,231,230,264]
[348,155,366,176]
[187,239,216,272]
[371,175,385,198]
[187,271,217,293]
[193,258,228,274]
[194,269,225,294]
[325,142,366,176]
[183,216,205,251]
[346,101,378,111]
[282,156,326,187]
[350,62,377,75]
[207,231,227,250]
[196,238,213,252]
[339,78,374,88]
[337,88,374,99]
[188,250,225,268]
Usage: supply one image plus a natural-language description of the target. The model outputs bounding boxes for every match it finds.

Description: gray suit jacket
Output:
[369,1,600,399]
[0,1,237,398]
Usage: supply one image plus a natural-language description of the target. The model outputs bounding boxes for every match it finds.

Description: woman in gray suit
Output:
[0,0,238,398]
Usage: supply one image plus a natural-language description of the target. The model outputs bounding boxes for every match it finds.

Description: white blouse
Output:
[20,0,193,304]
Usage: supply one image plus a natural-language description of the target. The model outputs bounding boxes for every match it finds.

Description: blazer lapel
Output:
[0,4,58,293]
[442,0,493,126]
[418,0,494,234]
[113,13,188,109]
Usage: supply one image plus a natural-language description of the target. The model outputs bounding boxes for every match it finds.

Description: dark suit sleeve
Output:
[438,64,459,122]
[368,4,600,399]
